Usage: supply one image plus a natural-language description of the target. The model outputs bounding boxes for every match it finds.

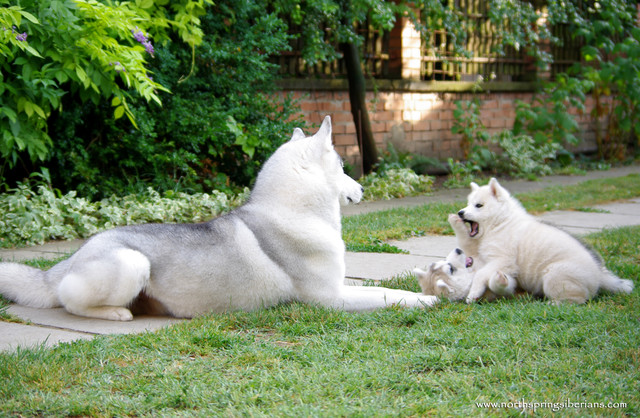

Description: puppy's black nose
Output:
[455,248,463,255]
[360,186,364,193]
[458,210,465,218]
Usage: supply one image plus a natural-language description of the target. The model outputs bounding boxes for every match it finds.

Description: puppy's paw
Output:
[465,295,478,304]
[489,271,516,296]
[465,286,485,304]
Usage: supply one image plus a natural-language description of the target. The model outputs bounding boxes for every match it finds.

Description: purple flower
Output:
[131,26,154,57]
[142,40,154,56]
[16,32,27,42]
[132,27,147,44]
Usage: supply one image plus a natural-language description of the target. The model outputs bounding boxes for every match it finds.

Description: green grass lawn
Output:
[0,175,639,416]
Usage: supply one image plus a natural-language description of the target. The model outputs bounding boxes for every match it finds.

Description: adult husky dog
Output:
[0,116,437,321]
[458,178,634,304]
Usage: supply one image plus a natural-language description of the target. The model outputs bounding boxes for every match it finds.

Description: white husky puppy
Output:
[0,116,437,321]
[413,247,475,301]
[458,178,634,304]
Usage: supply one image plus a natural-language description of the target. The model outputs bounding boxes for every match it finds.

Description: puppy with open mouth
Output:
[456,178,634,304]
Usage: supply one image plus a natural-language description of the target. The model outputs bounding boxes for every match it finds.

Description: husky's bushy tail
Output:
[600,269,634,294]
[0,262,60,308]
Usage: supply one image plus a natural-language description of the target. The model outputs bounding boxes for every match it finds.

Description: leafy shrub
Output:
[359,168,433,201]
[0,0,208,171]
[450,87,565,183]
[452,96,490,160]
[493,131,561,178]
[443,159,482,189]
[375,142,445,175]
[558,0,640,159]
[6,0,300,199]
[0,179,249,248]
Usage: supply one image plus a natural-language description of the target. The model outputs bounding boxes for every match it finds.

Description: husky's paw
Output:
[418,295,439,307]
[108,307,134,321]
[66,306,134,321]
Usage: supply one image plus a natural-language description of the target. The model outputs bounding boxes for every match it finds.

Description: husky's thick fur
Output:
[0,117,437,320]
[458,178,634,304]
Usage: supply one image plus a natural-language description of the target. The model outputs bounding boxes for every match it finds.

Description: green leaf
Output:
[114,105,125,119]
[137,0,154,9]
[24,45,43,58]
[18,10,40,24]
[582,46,600,62]
[32,103,46,119]
[75,66,87,83]
[23,101,34,118]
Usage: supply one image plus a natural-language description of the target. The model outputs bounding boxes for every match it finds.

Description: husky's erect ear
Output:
[312,115,334,152]
[470,182,480,191]
[290,127,306,142]
[489,177,509,200]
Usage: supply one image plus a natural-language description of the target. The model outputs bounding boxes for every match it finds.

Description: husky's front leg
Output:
[334,286,438,311]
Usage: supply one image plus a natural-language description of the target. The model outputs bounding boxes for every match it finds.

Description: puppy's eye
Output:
[449,264,456,274]
[475,203,483,208]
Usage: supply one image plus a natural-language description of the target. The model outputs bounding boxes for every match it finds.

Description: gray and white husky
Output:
[0,116,437,320]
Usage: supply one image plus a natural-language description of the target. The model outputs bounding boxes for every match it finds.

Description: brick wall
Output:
[276,83,600,174]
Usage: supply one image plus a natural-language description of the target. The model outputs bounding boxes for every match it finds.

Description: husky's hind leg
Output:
[488,271,517,296]
[57,249,150,321]
[542,274,591,305]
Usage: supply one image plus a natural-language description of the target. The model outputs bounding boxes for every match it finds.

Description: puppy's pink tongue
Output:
[465,257,474,268]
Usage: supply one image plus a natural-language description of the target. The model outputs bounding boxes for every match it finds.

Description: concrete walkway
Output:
[1,165,639,352]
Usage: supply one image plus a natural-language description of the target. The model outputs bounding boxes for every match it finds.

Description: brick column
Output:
[401,15,422,80]
[388,12,422,80]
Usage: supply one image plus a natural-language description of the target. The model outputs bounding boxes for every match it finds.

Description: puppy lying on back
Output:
[413,247,474,301]
[414,214,516,302]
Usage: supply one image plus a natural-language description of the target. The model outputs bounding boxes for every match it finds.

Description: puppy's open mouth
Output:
[464,220,479,237]
[466,256,474,268]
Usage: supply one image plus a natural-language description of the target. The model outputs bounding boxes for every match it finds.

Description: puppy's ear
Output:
[436,279,453,295]
[470,182,480,191]
[412,268,427,279]
[489,177,509,200]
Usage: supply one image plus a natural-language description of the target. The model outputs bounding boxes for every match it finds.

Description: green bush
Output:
[4,0,300,199]
[359,168,433,201]
[554,0,640,159]
[0,0,209,171]
[0,176,249,248]
[493,131,561,179]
